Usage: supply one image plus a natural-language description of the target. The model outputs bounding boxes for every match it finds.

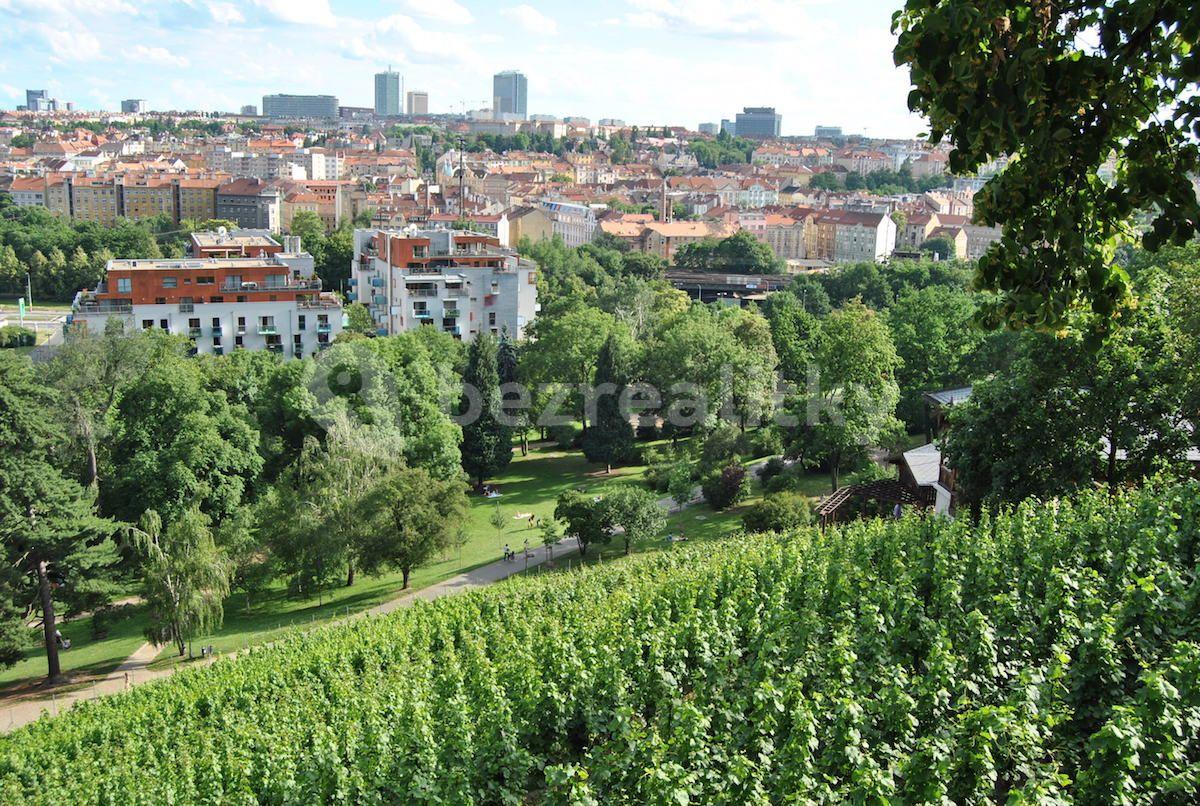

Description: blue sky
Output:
[0,0,925,137]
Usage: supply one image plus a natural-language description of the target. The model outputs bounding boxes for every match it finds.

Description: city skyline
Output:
[0,0,924,137]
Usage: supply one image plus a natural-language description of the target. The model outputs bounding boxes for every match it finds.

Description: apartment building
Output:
[538,200,596,247]
[351,227,538,340]
[176,179,220,222]
[190,229,285,259]
[8,177,45,207]
[121,179,177,221]
[829,211,897,263]
[70,246,339,357]
[216,179,281,231]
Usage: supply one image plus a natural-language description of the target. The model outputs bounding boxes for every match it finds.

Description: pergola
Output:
[816,479,931,525]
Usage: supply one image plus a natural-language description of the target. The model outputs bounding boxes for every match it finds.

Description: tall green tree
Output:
[103,356,263,524]
[601,486,666,555]
[135,509,232,658]
[894,0,1200,329]
[459,333,511,487]
[356,466,468,589]
[581,334,634,472]
[0,353,119,681]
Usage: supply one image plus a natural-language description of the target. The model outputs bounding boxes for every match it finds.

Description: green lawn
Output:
[0,607,151,692]
[0,299,72,312]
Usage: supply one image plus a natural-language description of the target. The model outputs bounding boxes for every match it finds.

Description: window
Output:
[116,277,131,293]
[209,296,223,304]
[162,277,178,288]
[298,315,306,330]
[141,319,153,330]
[188,318,200,328]
[211,317,221,327]
[159,319,168,330]
[293,334,302,345]
[237,295,247,303]
[155,297,166,305]
[197,276,214,285]
[488,312,496,327]
[213,336,222,347]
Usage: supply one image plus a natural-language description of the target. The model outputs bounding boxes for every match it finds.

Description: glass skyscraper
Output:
[375,69,400,117]
[492,71,528,119]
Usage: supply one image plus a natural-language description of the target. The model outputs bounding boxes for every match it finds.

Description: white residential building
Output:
[351,227,538,340]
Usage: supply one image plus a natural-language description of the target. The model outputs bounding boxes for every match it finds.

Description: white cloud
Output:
[613,0,809,41]
[130,45,190,68]
[207,2,244,24]
[501,5,558,36]
[402,0,472,25]
[253,0,336,28]
[4,0,138,15]
[38,25,103,62]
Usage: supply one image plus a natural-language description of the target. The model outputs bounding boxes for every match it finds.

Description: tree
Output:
[763,292,823,384]
[554,490,611,558]
[539,517,562,560]
[601,487,665,554]
[459,333,511,487]
[356,466,468,589]
[581,334,634,471]
[135,509,232,657]
[10,133,34,149]
[797,300,903,490]
[497,330,531,455]
[894,0,1200,330]
[0,353,119,681]
[809,172,842,191]
[886,286,984,429]
[920,236,956,261]
[103,357,263,524]
[667,464,695,512]
[523,307,625,431]
[343,302,375,336]
[674,231,785,274]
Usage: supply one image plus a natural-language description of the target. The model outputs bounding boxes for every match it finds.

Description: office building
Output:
[262,94,338,118]
[406,90,428,115]
[374,69,400,116]
[69,235,341,358]
[492,70,528,119]
[698,122,719,135]
[720,119,736,136]
[351,227,538,339]
[120,99,147,114]
[24,89,58,112]
[734,107,782,139]
[815,125,843,138]
[240,105,258,116]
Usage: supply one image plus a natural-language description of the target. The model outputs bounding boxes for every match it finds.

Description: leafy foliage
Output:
[5,484,1200,801]
[894,0,1200,329]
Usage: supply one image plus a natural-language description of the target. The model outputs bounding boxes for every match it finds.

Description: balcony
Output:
[412,310,433,320]
[293,346,305,358]
[258,325,278,335]
[316,323,332,333]
[266,343,284,353]
[371,295,387,305]
[348,278,357,287]
[407,287,438,297]
[220,279,322,293]
[73,300,133,315]
[213,347,224,356]
[370,278,384,287]
[442,308,460,318]
[187,327,202,338]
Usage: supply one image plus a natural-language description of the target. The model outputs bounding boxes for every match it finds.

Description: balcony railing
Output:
[220,280,322,293]
[74,301,133,315]
[412,310,432,319]
[370,278,385,287]
[443,309,460,318]
[187,327,202,338]
[266,343,284,353]
[258,325,278,335]
[316,323,332,333]
[407,287,438,297]
[212,325,223,336]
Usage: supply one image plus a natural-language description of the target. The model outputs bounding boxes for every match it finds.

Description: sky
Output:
[0,0,926,138]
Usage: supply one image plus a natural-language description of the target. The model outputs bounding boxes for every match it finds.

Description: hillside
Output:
[3,484,1200,803]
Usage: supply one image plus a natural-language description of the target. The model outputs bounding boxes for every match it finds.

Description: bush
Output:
[742,492,813,533]
[735,427,783,459]
[701,462,749,510]
[0,325,36,348]
[699,425,740,470]
[550,423,578,449]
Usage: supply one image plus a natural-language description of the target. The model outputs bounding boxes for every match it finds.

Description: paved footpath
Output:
[0,540,574,734]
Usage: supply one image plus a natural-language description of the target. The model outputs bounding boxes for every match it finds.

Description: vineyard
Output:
[3,483,1200,803]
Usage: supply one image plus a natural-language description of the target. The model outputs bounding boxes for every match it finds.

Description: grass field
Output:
[0,607,151,692]
[2,437,859,690]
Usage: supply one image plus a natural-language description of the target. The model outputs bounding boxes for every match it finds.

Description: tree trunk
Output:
[606,463,612,474]
[346,562,355,587]
[1107,429,1119,493]
[401,567,411,590]
[37,560,64,683]
[830,457,840,492]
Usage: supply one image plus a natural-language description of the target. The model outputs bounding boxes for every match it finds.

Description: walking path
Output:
[0,540,573,734]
